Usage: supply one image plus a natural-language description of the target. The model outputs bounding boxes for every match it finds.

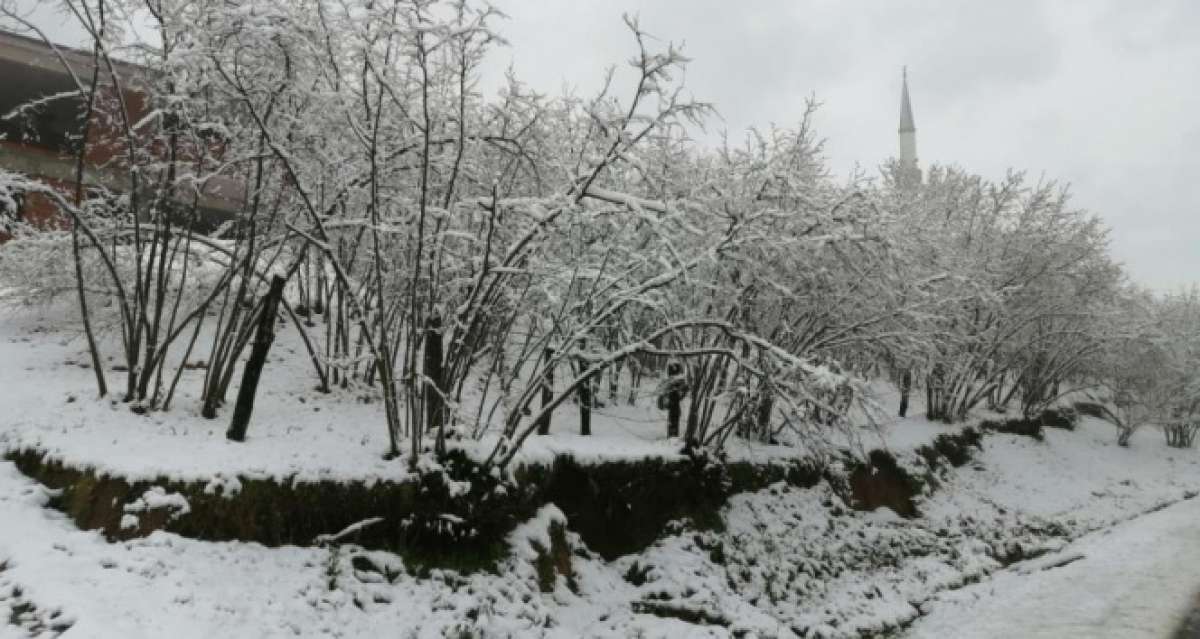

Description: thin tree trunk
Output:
[71,37,106,398]
[536,348,554,435]
[577,355,592,437]
[899,369,911,418]
[226,275,286,442]
[667,361,682,438]
[163,309,205,411]
[425,315,446,456]
[755,393,773,438]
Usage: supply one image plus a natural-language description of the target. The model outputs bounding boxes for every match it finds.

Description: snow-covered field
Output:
[3,308,1200,638]
[2,416,1197,637]
[0,306,951,484]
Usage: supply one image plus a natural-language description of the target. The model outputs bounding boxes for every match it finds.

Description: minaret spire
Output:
[899,67,915,133]
[898,66,919,184]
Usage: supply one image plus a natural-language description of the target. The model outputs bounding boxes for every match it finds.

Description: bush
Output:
[979,417,1043,441]
[915,428,983,469]
[1073,401,1107,420]
[1039,407,1078,431]
[1163,422,1200,449]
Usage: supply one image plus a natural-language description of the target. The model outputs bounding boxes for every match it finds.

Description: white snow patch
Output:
[908,496,1200,638]
[313,517,385,546]
[123,487,191,519]
[202,473,242,497]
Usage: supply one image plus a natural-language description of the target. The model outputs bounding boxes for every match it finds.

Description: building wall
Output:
[0,29,241,242]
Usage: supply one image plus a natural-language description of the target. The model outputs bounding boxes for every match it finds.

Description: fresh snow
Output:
[2,308,1200,637]
[0,411,1197,637]
[907,496,1200,638]
[123,487,191,519]
[0,307,939,487]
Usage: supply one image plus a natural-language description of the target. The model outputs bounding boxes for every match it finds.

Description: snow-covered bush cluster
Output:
[0,0,1196,479]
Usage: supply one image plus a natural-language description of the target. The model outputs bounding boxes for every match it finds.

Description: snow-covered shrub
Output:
[979,416,1044,441]
[1087,288,1200,447]
[1162,421,1200,449]
[1040,406,1079,431]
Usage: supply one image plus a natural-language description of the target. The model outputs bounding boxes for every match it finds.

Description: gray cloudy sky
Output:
[484,0,1200,292]
[18,0,1200,290]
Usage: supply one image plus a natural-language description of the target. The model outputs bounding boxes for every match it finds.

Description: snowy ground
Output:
[1,413,1196,637]
[606,419,1200,638]
[3,306,1200,637]
[907,495,1200,639]
[0,305,945,485]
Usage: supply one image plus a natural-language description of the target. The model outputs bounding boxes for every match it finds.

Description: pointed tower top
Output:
[899,66,916,133]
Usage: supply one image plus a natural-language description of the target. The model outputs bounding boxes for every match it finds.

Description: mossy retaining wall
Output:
[6,427,983,568]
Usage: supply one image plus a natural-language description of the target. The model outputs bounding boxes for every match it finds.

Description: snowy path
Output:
[907,496,1200,639]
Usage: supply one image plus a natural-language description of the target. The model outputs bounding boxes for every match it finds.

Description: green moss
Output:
[8,448,509,573]
[5,434,981,570]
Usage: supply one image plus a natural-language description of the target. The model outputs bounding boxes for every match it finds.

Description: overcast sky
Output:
[18,0,1200,290]
[483,0,1200,292]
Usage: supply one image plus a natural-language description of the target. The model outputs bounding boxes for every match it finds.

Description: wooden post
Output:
[226,275,286,442]
[536,348,554,435]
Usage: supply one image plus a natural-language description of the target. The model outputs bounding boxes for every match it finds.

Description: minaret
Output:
[898,66,919,184]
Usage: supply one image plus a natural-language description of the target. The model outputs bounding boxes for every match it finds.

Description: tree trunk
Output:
[578,357,592,436]
[226,275,286,442]
[667,362,682,438]
[925,380,936,421]
[536,348,554,435]
[684,392,700,449]
[628,359,641,405]
[609,358,620,402]
[899,369,911,418]
[72,37,107,399]
[424,315,446,456]
[755,393,773,440]
[926,364,944,421]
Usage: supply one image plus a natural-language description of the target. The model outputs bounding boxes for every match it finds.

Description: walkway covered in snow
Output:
[908,496,1200,639]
